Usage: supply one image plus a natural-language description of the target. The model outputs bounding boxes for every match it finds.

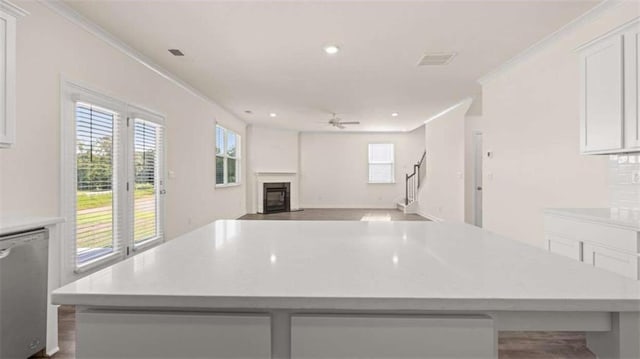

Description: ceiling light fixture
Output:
[391,112,399,117]
[323,45,340,55]
[269,113,277,118]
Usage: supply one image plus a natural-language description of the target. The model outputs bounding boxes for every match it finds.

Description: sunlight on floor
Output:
[360,214,392,221]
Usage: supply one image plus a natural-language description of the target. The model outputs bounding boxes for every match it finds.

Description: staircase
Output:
[397,151,426,214]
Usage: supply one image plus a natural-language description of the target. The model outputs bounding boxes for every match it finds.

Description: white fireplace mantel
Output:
[255,171,300,214]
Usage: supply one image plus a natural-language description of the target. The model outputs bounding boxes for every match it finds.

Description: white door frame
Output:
[472,131,483,227]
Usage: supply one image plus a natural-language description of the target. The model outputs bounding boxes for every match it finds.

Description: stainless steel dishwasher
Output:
[0,228,49,359]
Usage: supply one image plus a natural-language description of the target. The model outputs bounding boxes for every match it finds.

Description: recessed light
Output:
[391,112,399,117]
[168,49,184,56]
[244,110,253,114]
[269,113,277,118]
[323,45,340,55]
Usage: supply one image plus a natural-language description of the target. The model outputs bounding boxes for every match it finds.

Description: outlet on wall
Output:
[632,170,640,184]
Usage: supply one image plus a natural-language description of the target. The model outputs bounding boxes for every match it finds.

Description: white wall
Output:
[300,128,425,208]
[479,2,640,247]
[0,1,246,240]
[246,125,300,213]
[417,101,470,222]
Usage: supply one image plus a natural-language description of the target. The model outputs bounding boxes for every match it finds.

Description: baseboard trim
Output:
[46,346,60,357]
[417,210,444,222]
[300,205,398,209]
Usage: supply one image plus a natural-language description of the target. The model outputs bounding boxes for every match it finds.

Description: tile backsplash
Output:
[609,154,640,210]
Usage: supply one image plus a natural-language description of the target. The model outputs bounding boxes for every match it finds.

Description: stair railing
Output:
[405,151,426,205]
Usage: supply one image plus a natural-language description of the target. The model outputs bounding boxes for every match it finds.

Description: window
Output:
[216,125,240,186]
[63,81,165,272]
[368,143,395,183]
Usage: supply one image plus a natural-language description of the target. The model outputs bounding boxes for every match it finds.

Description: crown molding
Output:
[0,0,29,17]
[478,0,623,86]
[424,97,473,125]
[37,0,244,123]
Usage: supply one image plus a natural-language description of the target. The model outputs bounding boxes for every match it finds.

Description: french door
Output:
[63,81,165,274]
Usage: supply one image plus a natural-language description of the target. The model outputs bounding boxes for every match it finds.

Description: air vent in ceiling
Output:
[417,52,456,66]
[168,49,185,56]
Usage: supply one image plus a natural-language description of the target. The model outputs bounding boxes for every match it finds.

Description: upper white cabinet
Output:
[0,1,26,149]
[625,24,640,149]
[578,19,640,154]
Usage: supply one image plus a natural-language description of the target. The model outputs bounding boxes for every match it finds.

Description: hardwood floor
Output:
[29,306,75,359]
[499,332,594,359]
[39,210,594,359]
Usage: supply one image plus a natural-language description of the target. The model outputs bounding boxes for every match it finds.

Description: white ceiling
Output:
[64,0,599,132]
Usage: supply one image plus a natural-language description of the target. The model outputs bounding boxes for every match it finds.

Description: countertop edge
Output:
[0,216,65,236]
[51,293,640,313]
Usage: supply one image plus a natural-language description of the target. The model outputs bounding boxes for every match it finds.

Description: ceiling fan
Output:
[328,113,360,129]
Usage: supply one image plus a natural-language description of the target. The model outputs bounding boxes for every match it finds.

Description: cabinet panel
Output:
[291,314,495,359]
[580,35,624,153]
[77,310,271,359]
[546,234,581,261]
[583,243,639,280]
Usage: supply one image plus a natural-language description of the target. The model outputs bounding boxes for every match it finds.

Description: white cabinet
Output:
[291,314,496,359]
[625,25,640,150]
[544,212,640,280]
[76,310,272,359]
[578,19,640,154]
[546,234,582,261]
[0,9,15,148]
[583,243,639,279]
[0,2,26,149]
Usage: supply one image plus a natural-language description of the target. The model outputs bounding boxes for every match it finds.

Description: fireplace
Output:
[263,182,291,214]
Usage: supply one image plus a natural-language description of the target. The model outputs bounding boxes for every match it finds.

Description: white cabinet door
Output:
[77,310,272,359]
[583,243,639,280]
[546,234,581,261]
[291,315,496,359]
[580,34,624,154]
[625,26,640,150]
[0,10,15,148]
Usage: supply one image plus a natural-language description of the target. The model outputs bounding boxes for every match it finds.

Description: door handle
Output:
[477,187,483,191]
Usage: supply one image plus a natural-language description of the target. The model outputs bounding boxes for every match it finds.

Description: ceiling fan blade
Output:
[337,124,346,129]
[339,121,360,125]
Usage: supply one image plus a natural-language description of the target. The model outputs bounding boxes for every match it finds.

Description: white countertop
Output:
[53,220,640,312]
[544,208,640,231]
[0,214,64,236]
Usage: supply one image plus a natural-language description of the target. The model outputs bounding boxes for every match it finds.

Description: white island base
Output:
[53,221,640,359]
[72,308,639,359]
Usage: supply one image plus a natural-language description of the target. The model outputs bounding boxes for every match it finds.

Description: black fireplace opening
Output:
[263,182,291,214]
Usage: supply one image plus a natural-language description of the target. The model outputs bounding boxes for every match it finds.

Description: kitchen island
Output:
[53,220,640,358]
